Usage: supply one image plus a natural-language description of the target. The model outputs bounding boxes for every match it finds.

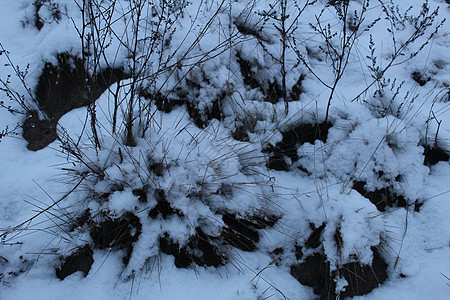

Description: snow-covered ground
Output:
[1,0,449,299]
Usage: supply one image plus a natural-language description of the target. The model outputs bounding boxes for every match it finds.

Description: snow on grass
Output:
[1,0,449,299]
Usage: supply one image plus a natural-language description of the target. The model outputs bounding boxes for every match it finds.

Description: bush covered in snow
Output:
[1,0,449,299]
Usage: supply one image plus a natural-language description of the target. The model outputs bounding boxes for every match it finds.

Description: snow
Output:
[1,0,450,299]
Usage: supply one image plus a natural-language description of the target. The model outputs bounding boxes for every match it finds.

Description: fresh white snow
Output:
[1,0,449,299]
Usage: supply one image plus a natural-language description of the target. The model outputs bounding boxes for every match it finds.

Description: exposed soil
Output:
[159,228,226,268]
[186,93,224,129]
[290,247,388,299]
[22,110,57,151]
[294,244,303,260]
[411,71,430,86]
[220,213,278,251]
[23,52,129,151]
[236,52,305,104]
[334,226,344,254]
[414,200,424,212]
[305,223,325,249]
[236,52,261,91]
[55,246,94,280]
[158,210,279,267]
[89,212,142,265]
[95,184,125,203]
[233,19,269,42]
[221,214,260,251]
[148,160,165,176]
[337,250,388,298]
[265,80,284,104]
[231,126,250,142]
[291,253,334,299]
[132,185,149,203]
[148,189,182,219]
[352,181,407,211]
[33,0,61,30]
[141,84,225,129]
[139,91,184,114]
[263,143,289,171]
[189,228,226,267]
[423,144,449,166]
[35,53,129,122]
[69,208,91,231]
[265,122,332,171]
[289,74,305,102]
[245,213,279,229]
[159,234,193,268]
[160,211,279,268]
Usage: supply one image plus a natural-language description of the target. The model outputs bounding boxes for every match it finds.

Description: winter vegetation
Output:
[0,0,449,299]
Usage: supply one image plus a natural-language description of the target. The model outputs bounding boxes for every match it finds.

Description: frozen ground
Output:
[0,0,449,299]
